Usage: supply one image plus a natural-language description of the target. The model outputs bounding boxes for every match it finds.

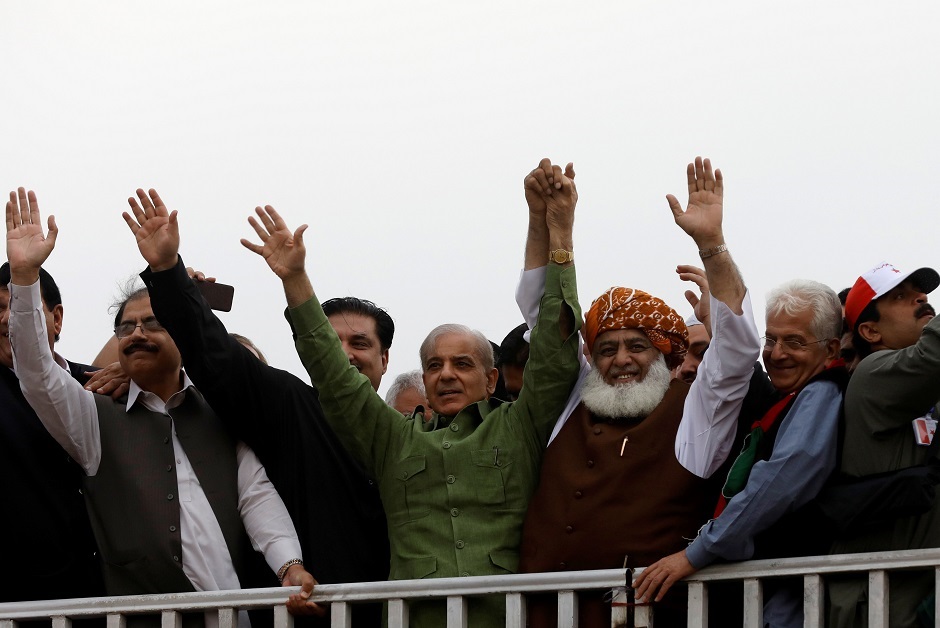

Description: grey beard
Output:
[580,353,671,419]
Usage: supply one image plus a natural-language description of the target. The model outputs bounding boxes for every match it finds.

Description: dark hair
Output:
[837,287,851,306]
[113,287,151,328]
[0,262,64,341]
[850,300,880,360]
[321,297,394,351]
[496,323,530,368]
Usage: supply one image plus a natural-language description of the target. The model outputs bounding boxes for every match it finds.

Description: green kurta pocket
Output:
[470,448,512,505]
[391,455,431,524]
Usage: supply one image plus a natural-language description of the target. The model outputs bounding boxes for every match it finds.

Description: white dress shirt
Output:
[515,266,760,478]
[9,280,301,609]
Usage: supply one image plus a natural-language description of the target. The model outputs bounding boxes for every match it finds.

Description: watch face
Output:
[552,250,571,263]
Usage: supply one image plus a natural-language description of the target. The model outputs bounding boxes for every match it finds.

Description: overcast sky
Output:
[3,1,937,397]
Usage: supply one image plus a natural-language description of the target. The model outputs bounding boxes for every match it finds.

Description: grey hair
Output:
[384,369,426,405]
[419,324,495,372]
[765,279,842,341]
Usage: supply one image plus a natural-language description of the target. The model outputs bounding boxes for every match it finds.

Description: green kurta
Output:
[287,264,582,627]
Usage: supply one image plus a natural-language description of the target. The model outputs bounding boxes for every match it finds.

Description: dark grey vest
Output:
[88,387,254,596]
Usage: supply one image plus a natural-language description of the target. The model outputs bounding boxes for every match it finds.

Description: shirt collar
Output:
[125,370,195,413]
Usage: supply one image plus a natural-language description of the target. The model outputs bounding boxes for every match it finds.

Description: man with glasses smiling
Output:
[636,278,846,627]
[6,188,320,626]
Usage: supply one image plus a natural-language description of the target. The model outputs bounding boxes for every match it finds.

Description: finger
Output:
[6,199,14,232]
[564,162,575,180]
[632,569,653,601]
[240,238,264,255]
[136,188,155,218]
[27,190,41,226]
[693,156,705,191]
[703,158,715,193]
[7,191,17,228]
[110,382,130,399]
[122,211,141,236]
[679,272,707,290]
[551,164,563,190]
[685,162,696,196]
[263,205,288,231]
[654,573,680,602]
[666,194,683,219]
[255,206,277,234]
[127,196,147,224]
[684,290,700,310]
[149,189,169,217]
[528,169,552,196]
[18,188,30,226]
[247,215,270,241]
[538,157,553,187]
[714,168,723,197]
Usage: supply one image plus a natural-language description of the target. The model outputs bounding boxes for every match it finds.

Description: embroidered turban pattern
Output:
[583,287,689,358]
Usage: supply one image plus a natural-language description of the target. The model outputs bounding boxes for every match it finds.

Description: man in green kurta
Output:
[240,158,583,627]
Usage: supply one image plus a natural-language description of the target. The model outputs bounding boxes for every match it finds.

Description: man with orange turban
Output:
[515,157,760,627]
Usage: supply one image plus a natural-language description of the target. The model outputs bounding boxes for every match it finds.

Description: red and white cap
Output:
[844,261,940,330]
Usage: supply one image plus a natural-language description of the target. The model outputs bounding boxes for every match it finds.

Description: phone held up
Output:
[196,280,235,312]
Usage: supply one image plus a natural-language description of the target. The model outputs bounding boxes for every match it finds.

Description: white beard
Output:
[580,352,671,419]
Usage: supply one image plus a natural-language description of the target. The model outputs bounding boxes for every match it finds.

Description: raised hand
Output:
[677,264,711,331]
[524,158,576,219]
[122,189,180,272]
[5,188,58,280]
[667,157,723,249]
[240,205,308,280]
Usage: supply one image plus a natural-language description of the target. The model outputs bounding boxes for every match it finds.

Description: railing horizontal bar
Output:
[6,550,940,622]
[0,570,628,619]
[680,548,940,581]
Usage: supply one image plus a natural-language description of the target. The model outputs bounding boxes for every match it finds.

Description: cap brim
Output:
[908,267,940,295]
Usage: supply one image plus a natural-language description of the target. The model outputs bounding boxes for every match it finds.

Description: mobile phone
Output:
[196,280,235,312]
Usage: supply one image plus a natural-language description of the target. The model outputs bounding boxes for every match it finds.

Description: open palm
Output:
[6,188,57,271]
[668,157,724,245]
[241,205,307,280]
[123,189,180,270]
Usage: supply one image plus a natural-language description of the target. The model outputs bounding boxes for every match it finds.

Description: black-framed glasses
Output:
[762,336,827,353]
[115,317,164,339]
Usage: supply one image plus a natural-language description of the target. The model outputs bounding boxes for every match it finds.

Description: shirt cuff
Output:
[684,536,717,570]
[10,279,43,312]
[287,294,330,338]
[263,539,304,576]
[139,255,188,289]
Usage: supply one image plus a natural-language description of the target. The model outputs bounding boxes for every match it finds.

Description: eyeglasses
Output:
[762,336,828,353]
[115,317,164,339]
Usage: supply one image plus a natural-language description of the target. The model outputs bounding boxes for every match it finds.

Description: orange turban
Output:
[583,287,689,360]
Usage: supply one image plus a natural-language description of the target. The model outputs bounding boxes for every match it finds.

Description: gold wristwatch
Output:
[549,249,574,264]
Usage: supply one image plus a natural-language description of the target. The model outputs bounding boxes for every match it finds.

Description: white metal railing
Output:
[2,549,940,628]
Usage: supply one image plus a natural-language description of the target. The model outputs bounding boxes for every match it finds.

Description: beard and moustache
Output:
[580,351,672,419]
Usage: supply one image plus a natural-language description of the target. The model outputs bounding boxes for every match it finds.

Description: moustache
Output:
[123,342,159,355]
[916,303,936,319]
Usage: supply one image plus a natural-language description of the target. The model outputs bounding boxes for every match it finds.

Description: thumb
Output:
[684,290,699,310]
[46,215,58,246]
[292,224,308,248]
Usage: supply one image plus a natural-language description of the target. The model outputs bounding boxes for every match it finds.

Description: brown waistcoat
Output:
[519,380,715,572]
